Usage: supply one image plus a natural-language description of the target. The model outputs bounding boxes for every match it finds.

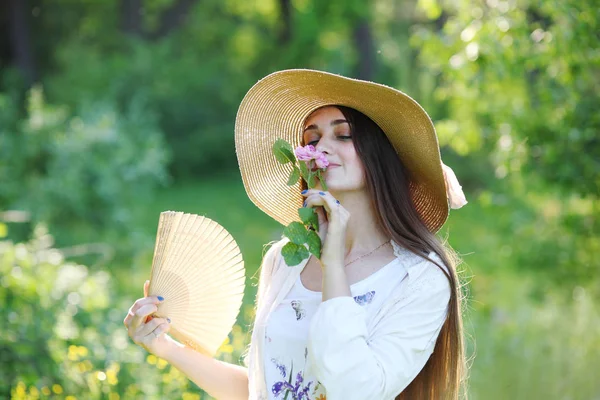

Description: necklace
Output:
[344,240,391,267]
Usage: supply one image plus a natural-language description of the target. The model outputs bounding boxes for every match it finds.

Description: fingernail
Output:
[319,191,325,195]
[301,189,308,194]
[335,200,340,204]
[157,296,164,301]
[303,201,307,207]
[167,317,171,323]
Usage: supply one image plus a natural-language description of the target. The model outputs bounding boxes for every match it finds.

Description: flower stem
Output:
[317,169,328,191]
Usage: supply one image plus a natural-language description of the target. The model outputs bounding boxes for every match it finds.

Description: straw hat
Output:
[235,69,463,233]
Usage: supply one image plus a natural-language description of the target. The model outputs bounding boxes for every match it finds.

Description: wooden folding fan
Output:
[147,211,246,357]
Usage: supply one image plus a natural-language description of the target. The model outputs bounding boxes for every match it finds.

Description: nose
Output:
[315,139,331,154]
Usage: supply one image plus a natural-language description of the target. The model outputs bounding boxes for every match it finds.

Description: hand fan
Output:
[147,211,246,357]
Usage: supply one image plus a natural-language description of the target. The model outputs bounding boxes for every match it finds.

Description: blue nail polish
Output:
[319,191,325,195]
[335,200,340,204]
[301,189,308,194]
[303,201,307,207]
[157,296,164,301]
[167,317,171,323]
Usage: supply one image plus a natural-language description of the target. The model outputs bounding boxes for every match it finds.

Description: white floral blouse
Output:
[243,238,451,400]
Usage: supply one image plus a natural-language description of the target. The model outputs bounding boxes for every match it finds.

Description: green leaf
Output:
[306,230,322,258]
[281,242,310,266]
[272,139,296,164]
[287,166,301,186]
[317,169,328,191]
[298,161,309,181]
[298,207,318,229]
[283,221,308,245]
[307,173,315,188]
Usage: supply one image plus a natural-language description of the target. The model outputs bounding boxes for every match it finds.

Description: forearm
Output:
[322,262,352,302]
[161,339,249,400]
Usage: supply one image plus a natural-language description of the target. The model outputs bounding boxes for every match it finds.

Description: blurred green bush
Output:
[0,86,170,252]
[44,38,257,179]
[0,224,251,400]
[412,0,600,197]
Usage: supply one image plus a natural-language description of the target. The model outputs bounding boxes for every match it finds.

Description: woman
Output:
[124,70,469,400]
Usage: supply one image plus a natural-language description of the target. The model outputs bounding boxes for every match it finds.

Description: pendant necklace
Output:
[344,240,391,267]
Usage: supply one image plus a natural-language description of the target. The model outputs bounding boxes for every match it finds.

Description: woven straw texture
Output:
[235,69,448,233]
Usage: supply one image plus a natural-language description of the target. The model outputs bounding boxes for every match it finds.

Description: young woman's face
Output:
[302,106,365,192]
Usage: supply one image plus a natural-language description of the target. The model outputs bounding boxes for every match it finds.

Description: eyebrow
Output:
[303,119,349,133]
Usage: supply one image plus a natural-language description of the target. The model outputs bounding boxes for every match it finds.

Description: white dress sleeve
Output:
[306,254,451,399]
[243,239,285,369]
[254,240,283,309]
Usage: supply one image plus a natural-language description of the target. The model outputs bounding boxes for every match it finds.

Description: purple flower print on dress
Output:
[270,359,317,400]
[271,358,287,378]
[272,380,295,398]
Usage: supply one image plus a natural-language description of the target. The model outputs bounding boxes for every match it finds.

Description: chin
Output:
[319,180,364,193]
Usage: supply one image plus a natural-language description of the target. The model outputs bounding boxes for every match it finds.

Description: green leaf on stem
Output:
[283,221,308,245]
[287,166,301,186]
[273,139,296,164]
[307,173,315,188]
[281,242,310,266]
[298,207,318,230]
[317,169,328,191]
[298,161,309,182]
[306,230,322,258]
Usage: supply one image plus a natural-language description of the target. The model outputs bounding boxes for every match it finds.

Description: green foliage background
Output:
[0,0,598,399]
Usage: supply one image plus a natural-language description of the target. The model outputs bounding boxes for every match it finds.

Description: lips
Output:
[311,163,340,172]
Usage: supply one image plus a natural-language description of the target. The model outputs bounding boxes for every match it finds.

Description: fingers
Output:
[124,298,163,330]
[136,317,170,338]
[132,318,171,347]
[302,190,350,238]
[302,190,340,216]
[152,320,171,338]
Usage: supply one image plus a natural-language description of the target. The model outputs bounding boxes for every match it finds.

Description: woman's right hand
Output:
[123,280,174,358]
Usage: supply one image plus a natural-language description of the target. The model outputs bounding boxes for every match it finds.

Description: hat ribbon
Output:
[441,162,468,209]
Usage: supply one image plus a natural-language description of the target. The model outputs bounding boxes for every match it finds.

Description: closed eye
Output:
[307,136,352,146]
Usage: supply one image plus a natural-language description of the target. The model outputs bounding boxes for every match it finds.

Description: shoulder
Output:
[261,237,289,274]
[392,241,450,284]
[396,249,452,305]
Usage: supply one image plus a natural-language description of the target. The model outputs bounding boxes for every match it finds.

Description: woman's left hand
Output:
[301,190,350,269]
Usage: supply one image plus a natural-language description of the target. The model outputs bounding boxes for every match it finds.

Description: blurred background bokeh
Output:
[0,0,598,399]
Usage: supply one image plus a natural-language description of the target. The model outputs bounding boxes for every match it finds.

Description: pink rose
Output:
[314,153,329,169]
[294,145,317,161]
[294,145,329,170]
[442,162,468,209]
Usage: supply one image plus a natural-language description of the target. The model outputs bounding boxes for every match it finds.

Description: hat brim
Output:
[235,69,448,233]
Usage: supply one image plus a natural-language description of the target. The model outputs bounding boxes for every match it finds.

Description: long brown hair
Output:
[304,105,470,399]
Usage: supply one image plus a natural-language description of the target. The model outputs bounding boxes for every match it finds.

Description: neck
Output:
[329,188,391,258]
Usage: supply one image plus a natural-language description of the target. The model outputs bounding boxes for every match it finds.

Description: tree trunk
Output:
[353,19,376,80]
[121,0,143,37]
[6,0,36,85]
[278,0,292,44]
